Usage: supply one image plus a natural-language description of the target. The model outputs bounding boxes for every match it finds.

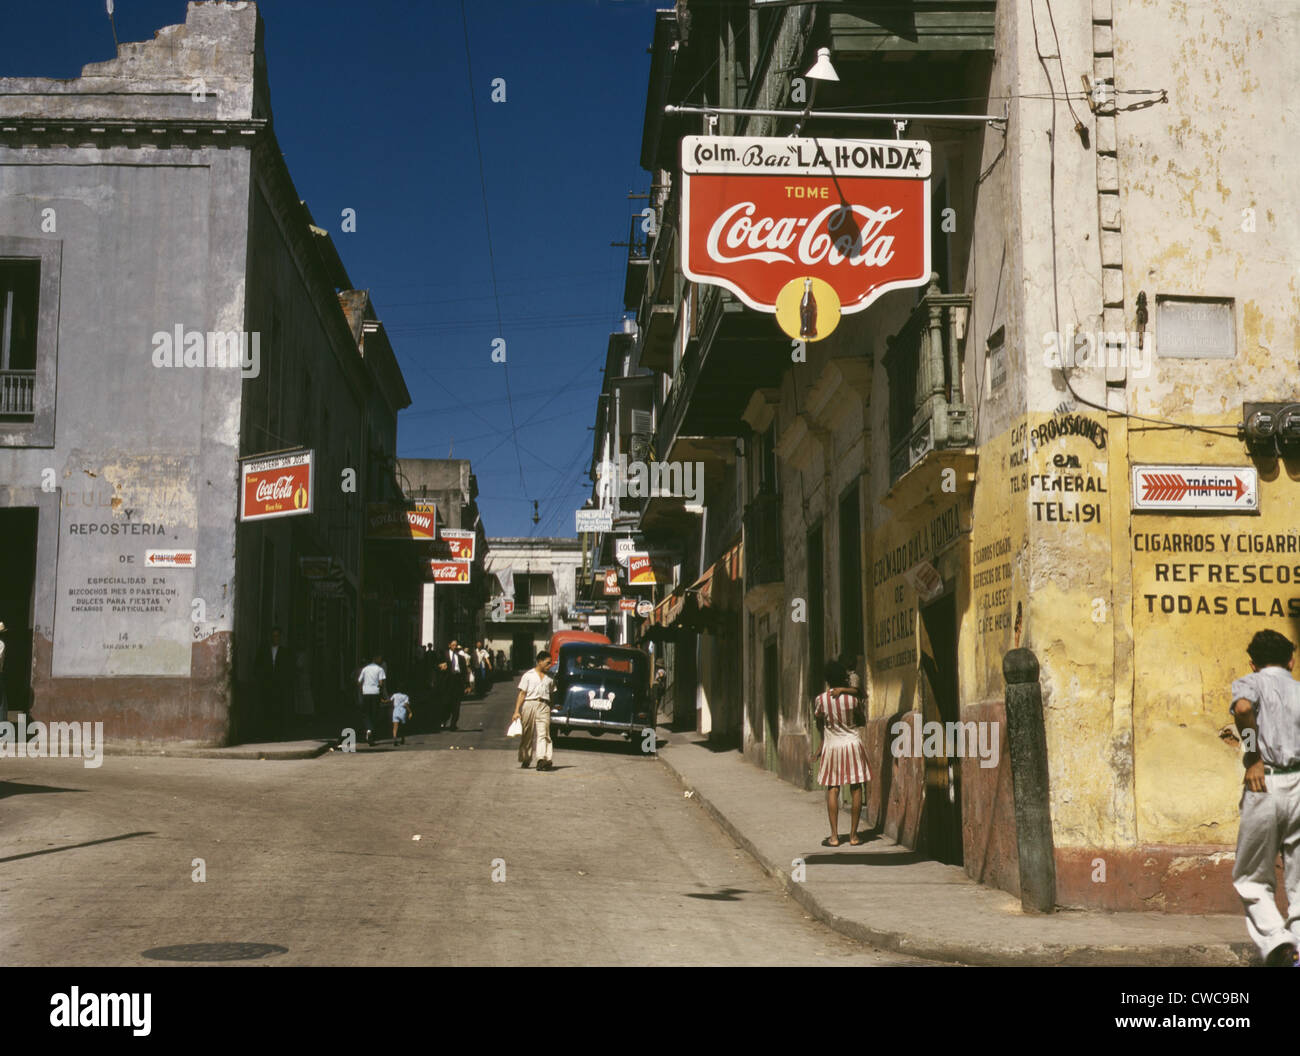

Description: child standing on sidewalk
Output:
[1230,629,1300,966]
[388,689,413,747]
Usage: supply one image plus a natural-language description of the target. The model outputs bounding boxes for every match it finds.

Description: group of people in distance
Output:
[352,639,499,747]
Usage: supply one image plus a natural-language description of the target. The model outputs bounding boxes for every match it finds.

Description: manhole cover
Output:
[141,942,287,962]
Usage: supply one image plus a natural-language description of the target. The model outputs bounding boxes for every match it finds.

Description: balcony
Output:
[0,369,34,418]
[484,601,551,624]
[639,222,678,374]
[743,487,783,591]
[622,216,649,311]
[884,276,973,484]
[655,284,789,457]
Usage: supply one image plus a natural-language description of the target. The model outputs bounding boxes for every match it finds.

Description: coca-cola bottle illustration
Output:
[799,278,818,338]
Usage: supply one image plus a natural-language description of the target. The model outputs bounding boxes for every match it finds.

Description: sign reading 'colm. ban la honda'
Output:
[681,135,931,335]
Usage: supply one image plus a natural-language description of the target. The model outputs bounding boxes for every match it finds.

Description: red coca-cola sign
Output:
[440,528,476,561]
[681,135,931,317]
[429,560,471,584]
[240,450,313,521]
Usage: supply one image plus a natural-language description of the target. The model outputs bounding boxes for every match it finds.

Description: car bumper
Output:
[550,713,654,735]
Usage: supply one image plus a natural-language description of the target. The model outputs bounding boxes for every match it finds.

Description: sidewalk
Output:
[104,739,333,761]
[656,731,1256,967]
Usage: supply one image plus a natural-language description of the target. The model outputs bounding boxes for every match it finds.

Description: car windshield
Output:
[562,650,646,679]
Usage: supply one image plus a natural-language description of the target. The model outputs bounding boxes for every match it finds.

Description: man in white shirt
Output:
[513,650,556,771]
[357,655,387,747]
[1230,628,1300,966]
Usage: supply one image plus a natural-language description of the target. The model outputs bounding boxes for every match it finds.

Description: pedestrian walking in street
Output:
[357,654,387,747]
[513,650,556,771]
[387,688,412,746]
[422,643,440,733]
[1229,628,1300,966]
[439,640,471,730]
[474,640,492,698]
[813,658,871,847]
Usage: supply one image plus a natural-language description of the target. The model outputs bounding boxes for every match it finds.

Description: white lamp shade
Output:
[805,47,839,82]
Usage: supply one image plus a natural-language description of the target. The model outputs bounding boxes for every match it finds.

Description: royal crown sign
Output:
[681,135,931,341]
[366,501,437,540]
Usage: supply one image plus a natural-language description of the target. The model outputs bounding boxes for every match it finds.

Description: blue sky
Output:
[1,0,656,536]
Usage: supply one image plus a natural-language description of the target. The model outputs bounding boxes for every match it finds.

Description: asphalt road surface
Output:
[0,678,938,966]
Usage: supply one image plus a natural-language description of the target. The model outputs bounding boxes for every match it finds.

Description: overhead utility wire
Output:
[460,0,527,496]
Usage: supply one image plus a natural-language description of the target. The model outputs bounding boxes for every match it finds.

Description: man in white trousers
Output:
[513,650,555,772]
[1230,628,1300,966]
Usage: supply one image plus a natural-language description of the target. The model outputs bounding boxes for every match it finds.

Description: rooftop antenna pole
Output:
[106,0,119,49]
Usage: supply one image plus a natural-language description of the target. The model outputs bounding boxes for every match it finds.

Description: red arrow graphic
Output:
[1140,472,1247,503]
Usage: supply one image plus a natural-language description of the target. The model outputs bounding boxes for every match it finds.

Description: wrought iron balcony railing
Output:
[0,369,35,417]
[884,276,972,483]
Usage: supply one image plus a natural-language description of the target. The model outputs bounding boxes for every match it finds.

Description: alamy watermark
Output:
[151,325,261,378]
[50,988,150,1036]
[1042,329,1152,379]
[889,713,999,769]
[596,454,704,506]
[0,716,104,768]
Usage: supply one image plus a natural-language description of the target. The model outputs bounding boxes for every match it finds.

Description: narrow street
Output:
[0,678,937,966]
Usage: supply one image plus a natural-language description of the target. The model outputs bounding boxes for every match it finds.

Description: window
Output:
[0,238,61,445]
[0,260,39,418]
[930,177,950,292]
[757,425,777,494]
[806,521,824,694]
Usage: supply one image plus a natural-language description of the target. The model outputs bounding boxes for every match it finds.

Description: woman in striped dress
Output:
[813,658,871,846]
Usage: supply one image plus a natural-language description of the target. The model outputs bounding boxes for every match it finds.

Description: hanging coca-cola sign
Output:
[240,449,314,521]
[681,135,931,341]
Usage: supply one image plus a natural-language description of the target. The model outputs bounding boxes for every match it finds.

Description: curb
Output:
[103,740,334,761]
[656,748,1254,967]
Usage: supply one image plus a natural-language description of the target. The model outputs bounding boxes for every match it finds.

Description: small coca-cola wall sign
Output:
[240,449,314,521]
[681,135,931,341]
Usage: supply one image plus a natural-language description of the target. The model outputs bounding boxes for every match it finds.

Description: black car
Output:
[550,643,654,749]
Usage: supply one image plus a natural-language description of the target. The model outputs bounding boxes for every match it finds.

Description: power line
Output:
[460,0,527,497]
[401,383,589,420]
[472,350,606,466]
[400,409,576,453]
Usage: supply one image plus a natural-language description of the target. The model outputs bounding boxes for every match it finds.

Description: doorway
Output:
[0,507,38,715]
[510,632,533,672]
[838,483,862,670]
[919,591,963,865]
[762,636,779,765]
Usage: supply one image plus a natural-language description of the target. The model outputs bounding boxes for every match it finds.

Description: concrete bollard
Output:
[1002,648,1056,914]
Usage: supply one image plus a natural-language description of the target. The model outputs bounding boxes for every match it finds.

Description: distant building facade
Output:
[484,538,584,670]
[398,458,488,656]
